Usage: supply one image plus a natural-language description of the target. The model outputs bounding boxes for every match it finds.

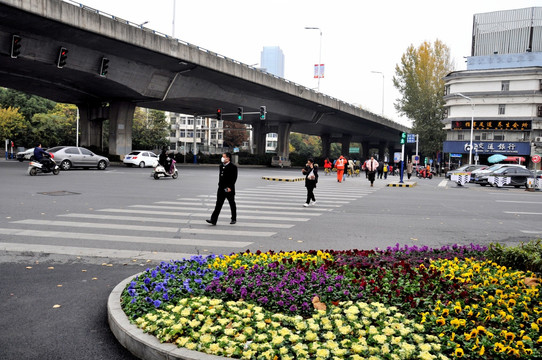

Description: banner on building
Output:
[451,120,531,131]
[443,141,531,155]
[313,64,325,78]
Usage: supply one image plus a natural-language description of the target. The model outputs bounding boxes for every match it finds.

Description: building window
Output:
[494,133,505,141]
[498,104,506,115]
[501,81,509,91]
[180,130,185,137]
[538,105,542,117]
[443,107,448,118]
[170,117,177,124]
[444,85,449,96]
[474,134,481,141]
[170,131,176,137]
[187,119,194,125]
[457,133,464,140]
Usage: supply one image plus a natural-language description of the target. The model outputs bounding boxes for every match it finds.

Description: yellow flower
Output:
[436,317,446,326]
[454,347,464,357]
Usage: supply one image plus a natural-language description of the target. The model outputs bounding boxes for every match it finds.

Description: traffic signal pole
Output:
[399,143,405,183]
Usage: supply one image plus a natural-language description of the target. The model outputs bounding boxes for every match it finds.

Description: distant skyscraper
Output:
[260,46,284,78]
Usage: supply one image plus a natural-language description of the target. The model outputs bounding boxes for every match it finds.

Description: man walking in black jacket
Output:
[206,152,238,225]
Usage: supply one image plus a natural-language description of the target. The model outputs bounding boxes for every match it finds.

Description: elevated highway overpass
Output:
[0,0,410,159]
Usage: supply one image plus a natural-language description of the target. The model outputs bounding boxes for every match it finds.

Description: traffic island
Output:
[261,176,304,182]
[386,181,417,187]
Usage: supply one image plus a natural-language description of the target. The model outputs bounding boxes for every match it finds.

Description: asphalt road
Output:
[1,159,541,359]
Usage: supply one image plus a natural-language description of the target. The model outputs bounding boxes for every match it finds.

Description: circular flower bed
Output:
[121,244,542,359]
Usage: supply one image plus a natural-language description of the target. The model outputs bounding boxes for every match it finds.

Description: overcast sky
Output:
[75,0,539,126]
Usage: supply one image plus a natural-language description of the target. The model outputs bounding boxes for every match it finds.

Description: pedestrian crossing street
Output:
[0,179,380,261]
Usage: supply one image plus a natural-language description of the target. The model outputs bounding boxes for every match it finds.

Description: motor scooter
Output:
[416,167,433,179]
[152,159,178,180]
[28,154,60,176]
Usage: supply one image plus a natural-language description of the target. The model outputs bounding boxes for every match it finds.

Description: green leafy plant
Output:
[485,240,542,274]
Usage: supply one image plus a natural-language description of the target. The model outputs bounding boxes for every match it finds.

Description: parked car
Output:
[488,166,534,188]
[16,148,34,162]
[47,146,109,170]
[445,164,487,179]
[123,151,159,168]
[473,163,526,186]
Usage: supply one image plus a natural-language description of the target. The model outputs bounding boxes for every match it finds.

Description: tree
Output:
[289,133,322,157]
[0,106,26,142]
[132,108,169,150]
[223,121,248,149]
[393,40,454,158]
[0,88,55,122]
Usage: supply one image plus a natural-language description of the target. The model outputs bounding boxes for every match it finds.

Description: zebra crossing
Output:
[0,179,379,261]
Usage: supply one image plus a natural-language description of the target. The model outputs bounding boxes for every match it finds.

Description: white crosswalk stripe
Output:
[0,179,380,259]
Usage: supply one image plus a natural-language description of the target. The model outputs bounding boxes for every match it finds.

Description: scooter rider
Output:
[159,147,172,173]
[34,143,53,171]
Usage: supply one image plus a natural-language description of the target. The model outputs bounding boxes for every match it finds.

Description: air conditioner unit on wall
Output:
[535,136,542,143]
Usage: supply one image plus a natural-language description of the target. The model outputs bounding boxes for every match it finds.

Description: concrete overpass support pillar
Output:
[78,103,106,149]
[321,134,331,158]
[362,141,370,160]
[277,122,291,159]
[341,134,352,156]
[108,101,135,157]
[251,122,267,155]
[379,142,387,161]
[388,145,396,162]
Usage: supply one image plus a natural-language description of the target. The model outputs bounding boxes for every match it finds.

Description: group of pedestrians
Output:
[205,152,415,224]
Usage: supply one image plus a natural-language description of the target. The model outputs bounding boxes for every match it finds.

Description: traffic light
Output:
[259,106,266,120]
[400,132,407,144]
[237,107,243,120]
[99,57,109,77]
[57,47,68,68]
[10,35,21,58]
[216,108,222,120]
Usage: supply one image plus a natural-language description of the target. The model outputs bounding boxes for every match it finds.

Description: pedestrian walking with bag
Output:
[366,155,379,187]
[302,158,318,207]
[206,152,237,225]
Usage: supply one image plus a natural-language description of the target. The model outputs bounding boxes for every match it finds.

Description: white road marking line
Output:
[504,211,542,215]
[0,242,195,261]
[156,201,332,211]
[97,208,310,221]
[128,205,323,217]
[11,219,276,237]
[59,213,294,228]
[0,228,252,247]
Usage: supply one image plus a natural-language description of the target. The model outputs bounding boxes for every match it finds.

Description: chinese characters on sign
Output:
[452,120,531,131]
[464,142,517,153]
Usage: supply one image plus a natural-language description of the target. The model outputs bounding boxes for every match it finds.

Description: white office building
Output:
[165,112,225,154]
[442,7,542,166]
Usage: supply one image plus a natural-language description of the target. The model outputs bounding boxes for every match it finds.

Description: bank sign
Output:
[443,141,530,155]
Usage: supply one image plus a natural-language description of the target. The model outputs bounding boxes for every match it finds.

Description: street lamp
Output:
[304,27,322,92]
[456,93,475,164]
[371,71,384,116]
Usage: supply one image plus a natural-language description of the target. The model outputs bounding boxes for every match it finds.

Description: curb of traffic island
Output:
[386,182,417,187]
[108,275,226,360]
[261,176,304,182]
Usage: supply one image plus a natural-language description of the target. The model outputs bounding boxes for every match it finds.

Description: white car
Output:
[16,148,35,162]
[123,151,158,168]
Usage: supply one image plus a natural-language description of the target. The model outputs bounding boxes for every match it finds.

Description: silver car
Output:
[47,146,109,170]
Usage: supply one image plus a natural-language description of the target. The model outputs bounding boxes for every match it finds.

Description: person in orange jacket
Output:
[335,155,347,182]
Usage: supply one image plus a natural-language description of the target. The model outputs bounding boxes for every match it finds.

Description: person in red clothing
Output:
[323,158,332,175]
[335,155,347,182]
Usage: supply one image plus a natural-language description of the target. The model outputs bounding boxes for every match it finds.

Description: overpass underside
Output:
[0,0,409,159]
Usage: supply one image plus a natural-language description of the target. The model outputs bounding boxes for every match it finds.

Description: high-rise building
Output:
[260,46,284,152]
[260,46,284,78]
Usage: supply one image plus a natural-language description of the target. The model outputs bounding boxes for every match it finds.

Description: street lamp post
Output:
[304,27,322,92]
[371,71,384,116]
[456,93,474,164]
